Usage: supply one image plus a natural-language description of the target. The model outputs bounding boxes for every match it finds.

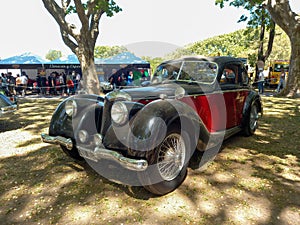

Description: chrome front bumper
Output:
[41,133,73,150]
[41,133,148,172]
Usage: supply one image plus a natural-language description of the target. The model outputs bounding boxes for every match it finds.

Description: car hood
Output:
[122,82,214,100]
[122,83,177,100]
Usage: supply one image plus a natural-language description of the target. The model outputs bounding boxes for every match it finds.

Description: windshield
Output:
[273,63,289,72]
[152,60,218,84]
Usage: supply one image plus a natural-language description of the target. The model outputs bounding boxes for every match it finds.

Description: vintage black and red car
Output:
[41,56,263,195]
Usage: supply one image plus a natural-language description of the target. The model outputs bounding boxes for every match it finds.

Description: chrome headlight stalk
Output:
[65,99,77,117]
[111,101,128,126]
[174,87,185,99]
[94,133,103,146]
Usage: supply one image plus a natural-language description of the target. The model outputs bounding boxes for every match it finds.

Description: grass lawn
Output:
[0,95,299,224]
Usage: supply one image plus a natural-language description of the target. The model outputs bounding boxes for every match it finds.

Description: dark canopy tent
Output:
[0,52,150,82]
[0,52,46,69]
[44,54,81,74]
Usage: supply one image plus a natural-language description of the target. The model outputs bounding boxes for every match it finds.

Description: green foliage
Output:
[141,56,164,74]
[45,50,62,61]
[94,45,128,58]
[167,27,290,67]
[164,47,193,60]
[215,0,273,29]
[187,29,257,60]
[66,0,122,17]
[268,27,291,61]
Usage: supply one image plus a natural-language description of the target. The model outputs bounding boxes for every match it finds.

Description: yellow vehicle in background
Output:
[267,60,289,87]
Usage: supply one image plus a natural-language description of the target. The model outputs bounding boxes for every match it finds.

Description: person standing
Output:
[40,75,47,95]
[109,69,122,87]
[257,68,265,94]
[15,74,22,95]
[7,72,16,96]
[20,72,28,96]
[48,73,55,95]
[276,68,286,93]
[36,74,41,95]
[66,74,74,95]
[58,73,65,96]
[127,71,133,86]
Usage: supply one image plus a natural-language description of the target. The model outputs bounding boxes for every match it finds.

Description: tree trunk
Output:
[281,33,300,97]
[41,0,109,96]
[257,15,266,62]
[79,53,101,95]
[256,18,275,80]
[263,0,300,97]
[74,39,101,95]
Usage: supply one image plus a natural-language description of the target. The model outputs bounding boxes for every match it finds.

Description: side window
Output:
[220,67,236,85]
[241,67,249,85]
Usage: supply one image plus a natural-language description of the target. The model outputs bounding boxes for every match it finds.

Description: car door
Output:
[219,63,249,129]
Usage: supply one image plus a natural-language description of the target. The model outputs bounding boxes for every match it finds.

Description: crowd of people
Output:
[0,70,81,97]
[35,71,81,96]
[1,67,150,97]
[0,72,29,96]
[108,68,150,87]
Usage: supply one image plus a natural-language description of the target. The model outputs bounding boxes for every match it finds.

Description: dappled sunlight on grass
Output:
[0,96,299,224]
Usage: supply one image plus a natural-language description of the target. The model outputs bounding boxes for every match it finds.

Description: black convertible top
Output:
[161,56,244,66]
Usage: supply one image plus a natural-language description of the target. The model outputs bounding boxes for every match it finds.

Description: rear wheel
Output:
[138,126,191,195]
[243,102,259,136]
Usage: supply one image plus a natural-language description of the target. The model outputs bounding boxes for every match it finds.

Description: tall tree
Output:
[263,0,300,97]
[42,0,121,94]
[215,0,276,72]
[94,45,128,58]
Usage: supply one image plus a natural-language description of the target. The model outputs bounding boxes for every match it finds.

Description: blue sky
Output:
[0,0,299,58]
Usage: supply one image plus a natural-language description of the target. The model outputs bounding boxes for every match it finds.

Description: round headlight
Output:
[65,99,77,117]
[111,101,128,125]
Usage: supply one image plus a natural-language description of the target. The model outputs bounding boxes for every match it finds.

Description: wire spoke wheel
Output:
[157,133,186,181]
[249,104,258,130]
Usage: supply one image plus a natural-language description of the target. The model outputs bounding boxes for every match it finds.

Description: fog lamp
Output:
[78,130,88,143]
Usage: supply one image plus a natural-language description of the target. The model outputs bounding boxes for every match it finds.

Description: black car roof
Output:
[161,56,244,65]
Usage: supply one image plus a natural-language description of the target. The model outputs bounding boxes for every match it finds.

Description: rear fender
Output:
[241,91,263,127]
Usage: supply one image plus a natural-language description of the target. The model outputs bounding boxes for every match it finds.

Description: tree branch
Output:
[74,0,89,30]
[263,0,300,35]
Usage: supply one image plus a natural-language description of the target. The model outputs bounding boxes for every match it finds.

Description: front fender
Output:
[123,99,205,158]
[48,95,105,139]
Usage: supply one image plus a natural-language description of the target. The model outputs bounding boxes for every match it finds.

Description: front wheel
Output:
[138,126,191,195]
[243,102,259,136]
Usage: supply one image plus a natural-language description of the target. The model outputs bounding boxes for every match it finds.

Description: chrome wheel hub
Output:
[157,133,186,181]
[250,105,258,130]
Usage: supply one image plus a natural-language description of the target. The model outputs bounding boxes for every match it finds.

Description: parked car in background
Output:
[42,56,263,196]
[266,60,289,87]
[0,93,18,116]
